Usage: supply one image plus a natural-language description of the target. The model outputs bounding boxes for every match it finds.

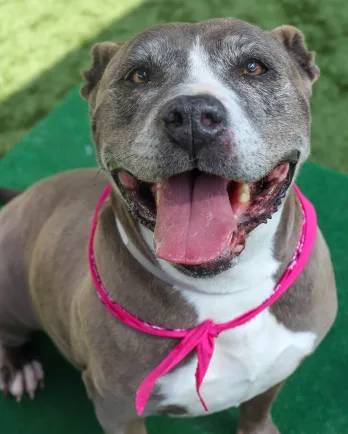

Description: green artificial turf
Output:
[0,87,348,433]
[1,0,348,173]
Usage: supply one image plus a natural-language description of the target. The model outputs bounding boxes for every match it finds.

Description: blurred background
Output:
[1,0,347,173]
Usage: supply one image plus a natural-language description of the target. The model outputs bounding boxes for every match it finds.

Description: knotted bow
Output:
[136,319,218,415]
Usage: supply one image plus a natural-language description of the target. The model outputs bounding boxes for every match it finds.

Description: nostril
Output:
[201,112,222,129]
[165,111,184,128]
[162,96,227,151]
[172,112,184,127]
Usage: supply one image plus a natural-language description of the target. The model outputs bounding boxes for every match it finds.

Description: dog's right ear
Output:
[80,42,123,100]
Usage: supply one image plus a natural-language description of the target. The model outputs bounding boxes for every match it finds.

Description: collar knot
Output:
[204,320,218,338]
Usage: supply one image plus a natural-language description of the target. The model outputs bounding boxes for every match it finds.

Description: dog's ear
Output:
[80,42,124,100]
[270,25,320,84]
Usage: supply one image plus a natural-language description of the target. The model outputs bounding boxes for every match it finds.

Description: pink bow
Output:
[136,320,218,415]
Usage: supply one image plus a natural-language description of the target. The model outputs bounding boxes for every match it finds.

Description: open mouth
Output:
[110,162,296,276]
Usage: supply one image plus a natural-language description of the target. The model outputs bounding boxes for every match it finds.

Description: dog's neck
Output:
[141,206,283,290]
[139,204,285,322]
[108,187,298,324]
[92,186,300,330]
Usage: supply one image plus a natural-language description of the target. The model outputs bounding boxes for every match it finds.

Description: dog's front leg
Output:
[123,420,147,434]
[100,418,146,434]
[82,370,147,434]
[90,391,147,434]
[236,383,283,434]
[95,399,147,434]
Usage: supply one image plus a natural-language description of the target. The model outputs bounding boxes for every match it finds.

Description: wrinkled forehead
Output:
[119,20,286,71]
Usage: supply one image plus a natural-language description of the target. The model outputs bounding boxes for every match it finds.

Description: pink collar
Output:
[88,184,317,416]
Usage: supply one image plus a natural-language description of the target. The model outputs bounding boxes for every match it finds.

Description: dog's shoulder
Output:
[271,189,337,342]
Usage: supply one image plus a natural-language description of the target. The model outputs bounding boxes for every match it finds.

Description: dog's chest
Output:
[141,218,316,416]
[156,309,316,416]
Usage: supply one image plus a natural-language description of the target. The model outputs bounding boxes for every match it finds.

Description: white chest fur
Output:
[156,310,315,415]
[140,209,316,415]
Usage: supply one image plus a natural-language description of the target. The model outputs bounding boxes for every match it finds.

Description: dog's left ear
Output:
[80,42,124,100]
[270,25,320,84]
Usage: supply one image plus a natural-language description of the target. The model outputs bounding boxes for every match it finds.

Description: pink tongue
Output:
[154,172,237,265]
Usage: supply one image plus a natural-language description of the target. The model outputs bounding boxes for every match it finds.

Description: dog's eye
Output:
[126,69,149,84]
[243,60,267,76]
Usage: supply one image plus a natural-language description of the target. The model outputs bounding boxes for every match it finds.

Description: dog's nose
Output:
[161,95,227,153]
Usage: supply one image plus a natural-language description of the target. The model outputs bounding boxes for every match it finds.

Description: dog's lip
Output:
[109,160,296,275]
[118,171,139,189]
[111,160,297,208]
[109,157,297,186]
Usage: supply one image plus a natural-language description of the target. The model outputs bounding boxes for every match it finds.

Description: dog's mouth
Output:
[110,162,296,276]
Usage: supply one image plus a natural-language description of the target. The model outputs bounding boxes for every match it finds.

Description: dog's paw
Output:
[0,343,44,402]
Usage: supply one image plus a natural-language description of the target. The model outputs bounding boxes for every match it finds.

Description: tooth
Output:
[238,183,250,203]
[234,215,238,221]
[156,186,161,206]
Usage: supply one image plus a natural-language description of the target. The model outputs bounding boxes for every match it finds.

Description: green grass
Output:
[0,0,143,154]
[1,0,348,173]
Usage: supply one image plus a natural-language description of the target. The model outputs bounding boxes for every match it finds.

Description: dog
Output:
[0,18,337,434]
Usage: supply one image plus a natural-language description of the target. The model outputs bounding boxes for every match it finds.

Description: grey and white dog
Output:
[0,18,337,434]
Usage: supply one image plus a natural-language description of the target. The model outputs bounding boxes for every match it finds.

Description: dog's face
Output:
[82,19,319,277]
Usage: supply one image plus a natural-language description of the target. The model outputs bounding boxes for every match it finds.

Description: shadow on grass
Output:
[1,0,348,172]
[0,0,288,151]
[0,1,218,142]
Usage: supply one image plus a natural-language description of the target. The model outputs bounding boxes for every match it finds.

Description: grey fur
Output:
[0,19,335,434]
[82,19,318,184]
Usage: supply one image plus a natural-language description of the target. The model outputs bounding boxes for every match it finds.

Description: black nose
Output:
[161,95,227,155]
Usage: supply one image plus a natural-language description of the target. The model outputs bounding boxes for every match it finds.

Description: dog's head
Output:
[81,19,319,277]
